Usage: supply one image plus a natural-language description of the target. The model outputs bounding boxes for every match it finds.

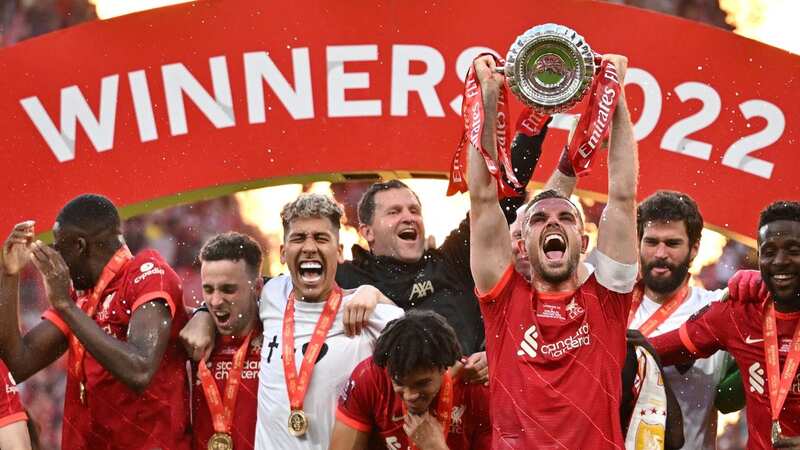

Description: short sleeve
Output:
[128,256,181,318]
[42,308,71,337]
[650,301,728,366]
[677,302,729,357]
[41,288,79,337]
[593,249,638,293]
[475,264,517,305]
[336,361,379,432]
[0,360,26,428]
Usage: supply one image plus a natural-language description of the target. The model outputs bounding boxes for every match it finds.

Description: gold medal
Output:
[79,382,86,405]
[207,432,233,450]
[288,410,309,437]
[772,421,782,444]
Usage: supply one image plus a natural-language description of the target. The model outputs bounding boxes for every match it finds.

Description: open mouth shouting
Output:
[212,308,233,329]
[397,227,419,243]
[298,260,324,284]
[542,233,568,263]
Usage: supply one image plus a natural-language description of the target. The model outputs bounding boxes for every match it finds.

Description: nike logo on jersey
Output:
[391,415,404,422]
[745,335,764,344]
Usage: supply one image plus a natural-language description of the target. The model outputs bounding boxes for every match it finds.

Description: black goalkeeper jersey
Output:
[335,218,485,355]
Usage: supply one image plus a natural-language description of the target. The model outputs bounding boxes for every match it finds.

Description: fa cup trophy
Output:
[495,23,598,114]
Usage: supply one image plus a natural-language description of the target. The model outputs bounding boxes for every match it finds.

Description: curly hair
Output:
[759,200,800,230]
[373,310,462,380]
[637,191,704,248]
[280,193,343,238]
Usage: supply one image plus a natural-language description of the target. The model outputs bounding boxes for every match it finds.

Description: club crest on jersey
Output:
[409,280,434,301]
[451,405,465,434]
[566,298,584,319]
[96,292,116,321]
[384,436,401,449]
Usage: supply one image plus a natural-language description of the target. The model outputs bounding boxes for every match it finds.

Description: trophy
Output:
[494,23,598,114]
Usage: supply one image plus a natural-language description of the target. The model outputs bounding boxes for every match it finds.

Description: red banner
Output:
[1,0,797,244]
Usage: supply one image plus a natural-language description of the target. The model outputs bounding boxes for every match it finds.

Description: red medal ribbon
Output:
[567,60,621,177]
[627,282,690,337]
[282,285,343,413]
[400,372,454,450]
[198,330,254,434]
[448,54,548,198]
[68,245,133,404]
[762,301,800,423]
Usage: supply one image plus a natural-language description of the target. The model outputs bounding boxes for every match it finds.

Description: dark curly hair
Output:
[637,191,704,248]
[373,310,462,380]
[759,200,800,230]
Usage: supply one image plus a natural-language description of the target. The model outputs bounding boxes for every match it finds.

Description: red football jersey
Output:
[650,300,800,450]
[0,359,26,429]
[192,324,262,450]
[336,357,491,450]
[43,250,191,450]
[478,265,632,449]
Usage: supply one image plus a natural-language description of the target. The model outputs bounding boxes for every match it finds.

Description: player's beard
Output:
[642,255,691,295]
[536,253,579,284]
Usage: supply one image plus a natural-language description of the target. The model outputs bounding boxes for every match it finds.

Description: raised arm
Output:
[30,242,172,393]
[0,222,68,381]
[543,116,580,197]
[467,56,513,293]
[596,55,638,265]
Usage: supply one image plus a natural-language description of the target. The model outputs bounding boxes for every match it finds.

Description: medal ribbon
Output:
[68,246,133,402]
[762,301,800,422]
[282,285,343,413]
[447,53,549,198]
[198,330,254,434]
[627,282,689,337]
[566,59,621,177]
[400,372,454,450]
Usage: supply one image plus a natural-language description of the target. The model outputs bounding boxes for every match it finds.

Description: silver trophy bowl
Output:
[499,24,596,114]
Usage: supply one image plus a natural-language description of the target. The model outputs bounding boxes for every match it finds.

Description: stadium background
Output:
[2,0,797,448]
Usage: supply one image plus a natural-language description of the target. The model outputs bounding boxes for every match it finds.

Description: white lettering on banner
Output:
[18,45,786,180]
[660,81,720,161]
[721,99,783,179]
[390,45,445,117]
[244,48,314,122]
[624,68,662,141]
[327,45,381,117]
[162,55,235,136]
[128,70,158,142]
[20,74,119,162]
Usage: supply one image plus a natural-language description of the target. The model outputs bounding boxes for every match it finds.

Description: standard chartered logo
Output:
[517,325,539,358]
[748,362,765,395]
[517,323,592,360]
